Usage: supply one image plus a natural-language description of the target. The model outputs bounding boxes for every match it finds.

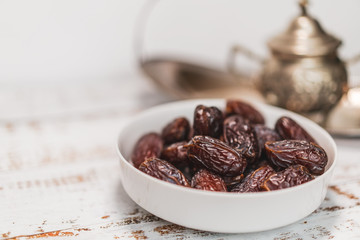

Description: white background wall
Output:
[0,0,359,83]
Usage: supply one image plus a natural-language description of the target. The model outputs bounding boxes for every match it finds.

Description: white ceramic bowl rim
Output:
[117,98,337,198]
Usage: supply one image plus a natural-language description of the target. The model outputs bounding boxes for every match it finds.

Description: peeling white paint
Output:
[0,78,359,239]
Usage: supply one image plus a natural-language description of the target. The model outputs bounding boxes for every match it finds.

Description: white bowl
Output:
[117,99,336,233]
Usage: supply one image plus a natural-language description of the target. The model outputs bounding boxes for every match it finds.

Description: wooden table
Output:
[1,76,360,240]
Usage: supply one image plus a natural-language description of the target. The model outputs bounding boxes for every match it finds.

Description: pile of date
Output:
[131,100,328,193]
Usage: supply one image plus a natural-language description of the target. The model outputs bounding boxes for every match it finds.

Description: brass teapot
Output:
[137,0,360,135]
[229,0,348,116]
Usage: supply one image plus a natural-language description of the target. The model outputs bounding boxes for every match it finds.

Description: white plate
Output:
[117,99,337,233]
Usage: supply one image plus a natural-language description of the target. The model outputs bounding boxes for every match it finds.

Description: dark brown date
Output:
[186,135,247,176]
[275,116,316,143]
[161,141,188,165]
[261,165,314,191]
[131,101,329,192]
[181,160,203,180]
[223,115,259,164]
[265,140,328,175]
[187,127,194,141]
[254,124,281,157]
[225,99,265,124]
[139,157,190,187]
[246,156,269,173]
[161,117,190,144]
[231,165,275,193]
[223,174,244,188]
[191,169,227,192]
[193,105,223,138]
[131,132,163,168]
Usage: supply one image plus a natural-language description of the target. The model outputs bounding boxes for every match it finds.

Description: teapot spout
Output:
[345,52,360,67]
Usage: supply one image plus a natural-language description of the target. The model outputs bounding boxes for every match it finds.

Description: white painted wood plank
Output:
[0,79,360,239]
[1,159,359,239]
[331,138,360,184]
[0,116,123,172]
[0,74,171,121]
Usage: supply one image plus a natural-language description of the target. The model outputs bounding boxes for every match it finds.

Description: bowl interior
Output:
[116,98,337,233]
[118,98,335,174]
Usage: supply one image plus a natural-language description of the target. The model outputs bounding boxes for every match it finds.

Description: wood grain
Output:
[1,77,360,239]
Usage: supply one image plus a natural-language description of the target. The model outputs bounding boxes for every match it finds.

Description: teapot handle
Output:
[227,44,265,84]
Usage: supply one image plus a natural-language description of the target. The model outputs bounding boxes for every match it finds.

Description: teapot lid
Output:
[268,0,341,56]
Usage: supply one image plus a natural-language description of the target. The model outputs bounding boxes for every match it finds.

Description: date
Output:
[246,156,270,173]
[223,174,244,188]
[182,160,203,180]
[223,115,259,164]
[261,165,314,191]
[231,165,275,193]
[225,99,265,124]
[161,141,188,166]
[275,116,316,143]
[139,157,190,187]
[193,105,223,138]
[131,132,163,168]
[254,124,281,157]
[191,169,227,192]
[265,140,328,175]
[161,117,190,144]
[131,101,329,192]
[186,135,247,176]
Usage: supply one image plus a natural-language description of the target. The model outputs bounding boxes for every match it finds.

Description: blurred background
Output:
[0,0,359,84]
[2,2,360,238]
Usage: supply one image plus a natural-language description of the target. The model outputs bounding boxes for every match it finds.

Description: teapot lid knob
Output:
[299,0,308,16]
[267,0,342,57]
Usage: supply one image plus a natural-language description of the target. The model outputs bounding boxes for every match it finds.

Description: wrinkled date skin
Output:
[265,140,328,175]
[131,101,329,192]
[275,116,316,143]
[186,136,247,176]
[254,124,281,157]
[193,105,223,138]
[246,157,271,173]
[223,174,244,188]
[161,141,188,165]
[181,160,203,180]
[261,165,314,191]
[139,157,190,187]
[131,132,163,168]
[225,100,265,124]
[223,115,259,164]
[161,117,190,144]
[231,165,275,193]
[191,169,227,192]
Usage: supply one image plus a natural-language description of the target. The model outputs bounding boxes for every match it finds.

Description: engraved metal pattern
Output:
[260,55,347,113]
[258,1,348,114]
